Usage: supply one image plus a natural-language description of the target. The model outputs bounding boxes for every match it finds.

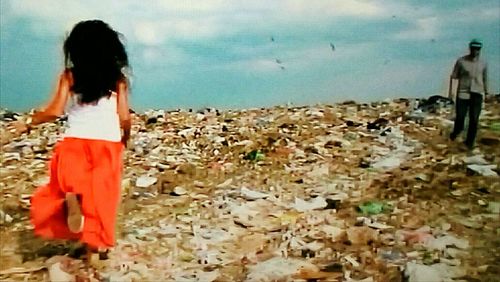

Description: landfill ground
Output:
[1,96,499,282]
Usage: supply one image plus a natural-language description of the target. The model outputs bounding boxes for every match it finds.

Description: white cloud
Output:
[218,42,376,74]
[395,17,440,40]
[445,5,500,23]
[2,0,392,43]
[5,0,99,34]
[476,7,500,20]
[156,0,232,13]
[286,43,373,62]
[134,21,165,46]
[227,58,282,73]
[283,0,385,18]
[3,0,495,73]
[131,17,226,46]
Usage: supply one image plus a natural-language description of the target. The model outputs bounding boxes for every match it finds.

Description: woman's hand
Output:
[121,135,129,148]
[117,80,131,150]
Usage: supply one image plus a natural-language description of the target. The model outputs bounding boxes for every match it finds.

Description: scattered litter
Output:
[344,254,360,267]
[172,186,187,196]
[48,262,75,282]
[245,257,318,282]
[404,262,466,282]
[489,122,500,132]
[425,235,469,251]
[241,187,269,200]
[293,197,328,212]
[0,266,46,275]
[487,202,500,214]
[0,210,13,225]
[467,164,498,176]
[1,98,499,281]
[136,175,158,188]
[372,156,402,170]
[357,201,386,215]
[244,150,265,161]
[464,155,489,165]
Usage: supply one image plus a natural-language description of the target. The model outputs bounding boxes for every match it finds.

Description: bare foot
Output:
[65,193,84,233]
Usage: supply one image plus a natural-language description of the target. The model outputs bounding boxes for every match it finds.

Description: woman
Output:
[14,20,131,255]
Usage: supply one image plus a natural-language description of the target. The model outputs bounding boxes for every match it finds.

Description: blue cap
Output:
[469,38,482,48]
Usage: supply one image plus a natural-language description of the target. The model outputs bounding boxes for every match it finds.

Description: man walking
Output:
[449,39,489,150]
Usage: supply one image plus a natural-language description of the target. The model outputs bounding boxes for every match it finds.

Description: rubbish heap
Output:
[1,95,499,281]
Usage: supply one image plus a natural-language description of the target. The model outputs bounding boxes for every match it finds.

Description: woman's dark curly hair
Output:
[64,20,129,104]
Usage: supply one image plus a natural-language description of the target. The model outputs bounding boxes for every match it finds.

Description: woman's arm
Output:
[33,70,72,123]
[116,80,131,147]
[12,71,72,134]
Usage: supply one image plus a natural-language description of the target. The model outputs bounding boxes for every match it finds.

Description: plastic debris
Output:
[1,97,499,281]
[467,164,498,176]
[0,210,13,225]
[400,229,434,245]
[404,262,466,282]
[240,187,269,200]
[357,201,385,215]
[172,186,187,196]
[371,155,402,170]
[424,235,469,251]
[489,122,500,132]
[293,196,328,212]
[487,202,500,214]
[344,254,360,267]
[135,175,158,188]
[464,155,489,165]
[418,95,454,113]
[47,262,75,282]
[245,257,318,282]
[244,150,265,161]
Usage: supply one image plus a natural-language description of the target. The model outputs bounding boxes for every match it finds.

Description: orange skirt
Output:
[30,137,123,249]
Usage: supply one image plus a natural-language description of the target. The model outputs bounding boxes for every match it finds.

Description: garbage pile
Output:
[1,96,499,281]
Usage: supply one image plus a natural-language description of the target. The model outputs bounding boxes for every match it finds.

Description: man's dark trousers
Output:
[450,92,483,148]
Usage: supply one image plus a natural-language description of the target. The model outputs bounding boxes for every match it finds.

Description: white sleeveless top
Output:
[64,93,121,142]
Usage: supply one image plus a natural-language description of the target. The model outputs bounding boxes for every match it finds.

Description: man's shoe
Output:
[464,141,474,151]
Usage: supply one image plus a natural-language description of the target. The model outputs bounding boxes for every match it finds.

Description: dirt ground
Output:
[1,97,499,281]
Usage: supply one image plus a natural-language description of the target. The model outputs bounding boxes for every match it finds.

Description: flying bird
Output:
[280,66,285,70]
[330,43,335,51]
[270,36,275,42]
[275,59,282,64]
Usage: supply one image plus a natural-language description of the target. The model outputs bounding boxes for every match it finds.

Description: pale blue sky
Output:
[1,0,499,111]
